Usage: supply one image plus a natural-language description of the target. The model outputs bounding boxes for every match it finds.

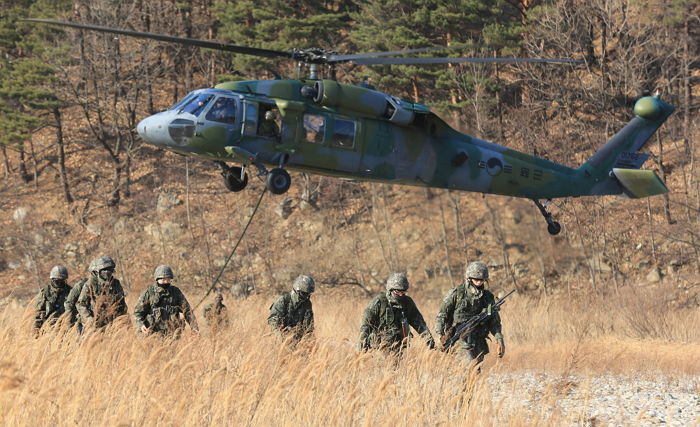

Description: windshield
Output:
[205,97,238,124]
[168,93,197,111]
[180,94,214,116]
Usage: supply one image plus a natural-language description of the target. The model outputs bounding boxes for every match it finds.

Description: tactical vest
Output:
[375,293,410,342]
[274,292,311,328]
[452,284,492,337]
[40,284,71,319]
[145,286,184,331]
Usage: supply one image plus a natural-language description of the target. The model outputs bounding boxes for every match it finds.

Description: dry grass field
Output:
[1,288,698,425]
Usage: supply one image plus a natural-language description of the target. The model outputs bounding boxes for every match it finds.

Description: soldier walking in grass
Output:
[268,274,315,341]
[64,259,96,333]
[133,265,199,336]
[203,291,229,330]
[76,256,128,329]
[359,273,435,353]
[33,265,72,331]
[435,261,505,364]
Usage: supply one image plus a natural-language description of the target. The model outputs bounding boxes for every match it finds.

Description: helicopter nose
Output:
[137,115,172,147]
[136,116,172,146]
[138,113,196,147]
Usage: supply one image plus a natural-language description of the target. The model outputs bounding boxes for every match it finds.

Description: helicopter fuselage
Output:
[137,79,592,200]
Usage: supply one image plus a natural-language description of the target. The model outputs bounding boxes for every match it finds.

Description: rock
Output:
[588,253,613,273]
[12,207,28,224]
[144,221,184,241]
[646,266,662,282]
[275,197,294,219]
[113,218,134,234]
[231,282,254,298]
[8,261,21,270]
[33,232,46,247]
[272,267,296,283]
[87,223,102,236]
[157,192,181,212]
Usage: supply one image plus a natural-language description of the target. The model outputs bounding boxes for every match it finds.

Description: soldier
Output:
[33,265,72,331]
[359,273,435,352]
[435,261,505,364]
[133,265,199,336]
[202,291,229,330]
[259,110,280,138]
[267,274,315,341]
[76,256,128,329]
[64,259,95,332]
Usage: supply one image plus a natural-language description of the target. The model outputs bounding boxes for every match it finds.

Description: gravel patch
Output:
[486,372,699,425]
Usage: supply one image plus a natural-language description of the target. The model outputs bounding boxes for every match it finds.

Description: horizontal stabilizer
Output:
[612,168,668,198]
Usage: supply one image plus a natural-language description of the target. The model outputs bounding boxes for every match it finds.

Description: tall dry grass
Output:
[1,289,698,425]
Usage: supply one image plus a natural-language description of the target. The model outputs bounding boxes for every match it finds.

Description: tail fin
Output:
[611,168,668,198]
[579,95,674,197]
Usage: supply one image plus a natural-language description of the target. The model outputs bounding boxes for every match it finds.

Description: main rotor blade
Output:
[327,47,454,63]
[24,19,291,59]
[350,57,583,65]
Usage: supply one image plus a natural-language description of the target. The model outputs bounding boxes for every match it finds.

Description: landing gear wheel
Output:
[266,168,291,194]
[547,221,561,235]
[533,199,563,235]
[223,167,248,192]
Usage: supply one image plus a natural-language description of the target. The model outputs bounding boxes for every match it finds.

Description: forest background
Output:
[0,0,697,322]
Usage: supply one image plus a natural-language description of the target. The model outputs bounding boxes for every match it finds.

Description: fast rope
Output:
[195,186,267,309]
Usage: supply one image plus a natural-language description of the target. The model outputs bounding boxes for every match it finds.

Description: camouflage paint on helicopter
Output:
[139,78,671,204]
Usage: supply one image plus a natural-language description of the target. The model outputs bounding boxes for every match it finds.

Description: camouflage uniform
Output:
[268,275,315,340]
[133,265,198,336]
[359,273,435,352]
[203,293,229,329]
[435,262,504,363]
[64,279,87,327]
[65,259,97,331]
[33,265,71,330]
[76,257,128,328]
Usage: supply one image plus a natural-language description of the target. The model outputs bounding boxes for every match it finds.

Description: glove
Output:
[496,340,505,358]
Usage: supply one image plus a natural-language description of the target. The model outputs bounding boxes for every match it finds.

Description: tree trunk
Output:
[18,147,30,183]
[53,108,74,203]
[411,76,420,103]
[438,193,455,287]
[682,18,690,156]
[656,133,673,224]
[29,139,39,188]
[108,163,122,207]
[1,145,9,177]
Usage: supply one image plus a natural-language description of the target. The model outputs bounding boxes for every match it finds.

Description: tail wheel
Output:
[223,167,248,192]
[266,168,291,194]
[547,221,561,235]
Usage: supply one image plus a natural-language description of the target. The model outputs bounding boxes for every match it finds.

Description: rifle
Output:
[442,289,516,351]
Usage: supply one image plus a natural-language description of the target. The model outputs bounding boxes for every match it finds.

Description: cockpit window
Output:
[180,94,214,116]
[205,97,237,124]
[169,93,197,111]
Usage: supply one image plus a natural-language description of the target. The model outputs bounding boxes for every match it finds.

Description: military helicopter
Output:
[27,19,674,235]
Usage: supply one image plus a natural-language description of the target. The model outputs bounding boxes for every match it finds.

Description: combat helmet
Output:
[90,256,116,273]
[49,265,68,280]
[292,274,315,293]
[465,261,489,280]
[154,265,174,280]
[385,273,409,291]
